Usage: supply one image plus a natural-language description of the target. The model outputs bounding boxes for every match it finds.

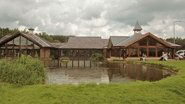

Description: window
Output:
[149,48,156,57]
[139,48,147,56]
[148,38,157,46]
[139,39,147,46]
[129,48,138,57]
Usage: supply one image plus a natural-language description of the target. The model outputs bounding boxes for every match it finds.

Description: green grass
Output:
[1,60,185,104]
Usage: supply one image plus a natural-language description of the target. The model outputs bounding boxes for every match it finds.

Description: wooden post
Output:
[137,48,140,57]
[119,49,121,58]
[147,48,149,57]
[173,48,175,59]
[12,39,15,58]
[5,43,7,58]
[155,48,158,57]
[19,36,21,57]
[0,46,1,58]
[109,49,111,58]
[90,60,91,68]
[89,50,92,68]
[78,50,79,68]
[58,49,61,68]
[26,38,28,56]
[72,50,74,68]
[128,48,130,57]
[33,43,35,57]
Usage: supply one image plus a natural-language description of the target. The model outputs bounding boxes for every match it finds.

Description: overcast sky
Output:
[0,0,185,38]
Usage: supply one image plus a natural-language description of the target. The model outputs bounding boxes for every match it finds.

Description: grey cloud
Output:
[0,0,185,38]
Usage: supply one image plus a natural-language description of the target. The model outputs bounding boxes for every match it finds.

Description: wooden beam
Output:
[155,48,158,57]
[84,50,86,68]
[146,39,149,57]
[78,50,79,68]
[12,39,15,58]
[19,36,21,57]
[32,43,35,57]
[147,48,149,57]
[26,38,28,55]
[128,49,130,57]
[72,50,74,68]
[0,46,1,58]
[173,48,175,59]
[137,48,140,57]
[5,43,7,58]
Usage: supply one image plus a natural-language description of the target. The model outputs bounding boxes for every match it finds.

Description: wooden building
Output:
[109,21,181,58]
[0,31,55,66]
[58,37,111,60]
[0,21,181,68]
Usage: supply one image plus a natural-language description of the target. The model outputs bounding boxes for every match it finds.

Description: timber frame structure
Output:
[110,32,180,58]
[0,22,181,67]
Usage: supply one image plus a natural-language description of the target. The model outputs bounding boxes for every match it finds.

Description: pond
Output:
[46,62,176,84]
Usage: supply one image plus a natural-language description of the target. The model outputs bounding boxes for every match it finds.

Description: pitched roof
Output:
[51,43,65,48]
[0,32,52,48]
[0,35,12,43]
[116,32,180,48]
[60,37,109,49]
[166,41,181,47]
[110,36,129,46]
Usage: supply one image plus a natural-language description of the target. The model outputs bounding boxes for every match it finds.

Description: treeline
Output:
[166,38,185,50]
[0,27,69,43]
[0,28,19,38]
[0,27,185,48]
[37,32,69,43]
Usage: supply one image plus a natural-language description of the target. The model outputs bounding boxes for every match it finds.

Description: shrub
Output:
[0,55,45,86]
[90,53,105,62]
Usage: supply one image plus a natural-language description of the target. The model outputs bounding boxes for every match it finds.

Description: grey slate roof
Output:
[110,36,129,46]
[0,35,12,43]
[23,33,52,47]
[0,32,52,48]
[166,41,181,47]
[115,32,180,48]
[60,37,109,49]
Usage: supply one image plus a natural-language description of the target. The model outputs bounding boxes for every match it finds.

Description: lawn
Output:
[0,60,185,104]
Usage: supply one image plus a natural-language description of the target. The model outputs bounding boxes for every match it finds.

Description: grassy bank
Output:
[1,60,185,104]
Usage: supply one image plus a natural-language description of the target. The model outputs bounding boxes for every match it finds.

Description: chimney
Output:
[28,28,34,34]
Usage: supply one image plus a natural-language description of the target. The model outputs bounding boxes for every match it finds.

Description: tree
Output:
[166,37,185,50]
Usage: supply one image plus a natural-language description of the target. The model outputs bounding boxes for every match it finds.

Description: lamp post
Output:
[173,20,185,44]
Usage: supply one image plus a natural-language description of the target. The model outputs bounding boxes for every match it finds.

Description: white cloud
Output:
[0,0,185,38]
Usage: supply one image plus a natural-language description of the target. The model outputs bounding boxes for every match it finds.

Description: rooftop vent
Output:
[28,28,34,34]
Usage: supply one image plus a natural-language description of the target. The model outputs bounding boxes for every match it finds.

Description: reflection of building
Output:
[0,22,181,67]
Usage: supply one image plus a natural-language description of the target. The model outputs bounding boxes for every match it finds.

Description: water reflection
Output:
[47,62,175,84]
[108,63,174,82]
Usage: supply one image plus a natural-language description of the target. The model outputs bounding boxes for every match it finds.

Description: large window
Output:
[157,48,164,57]
[149,48,156,57]
[148,38,157,46]
[139,39,147,46]
[0,36,41,58]
[129,48,138,57]
[139,48,147,56]
[139,37,157,46]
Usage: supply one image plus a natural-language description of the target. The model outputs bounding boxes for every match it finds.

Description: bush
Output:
[90,53,105,62]
[0,55,45,86]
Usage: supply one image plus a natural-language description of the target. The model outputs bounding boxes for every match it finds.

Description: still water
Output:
[47,62,175,84]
